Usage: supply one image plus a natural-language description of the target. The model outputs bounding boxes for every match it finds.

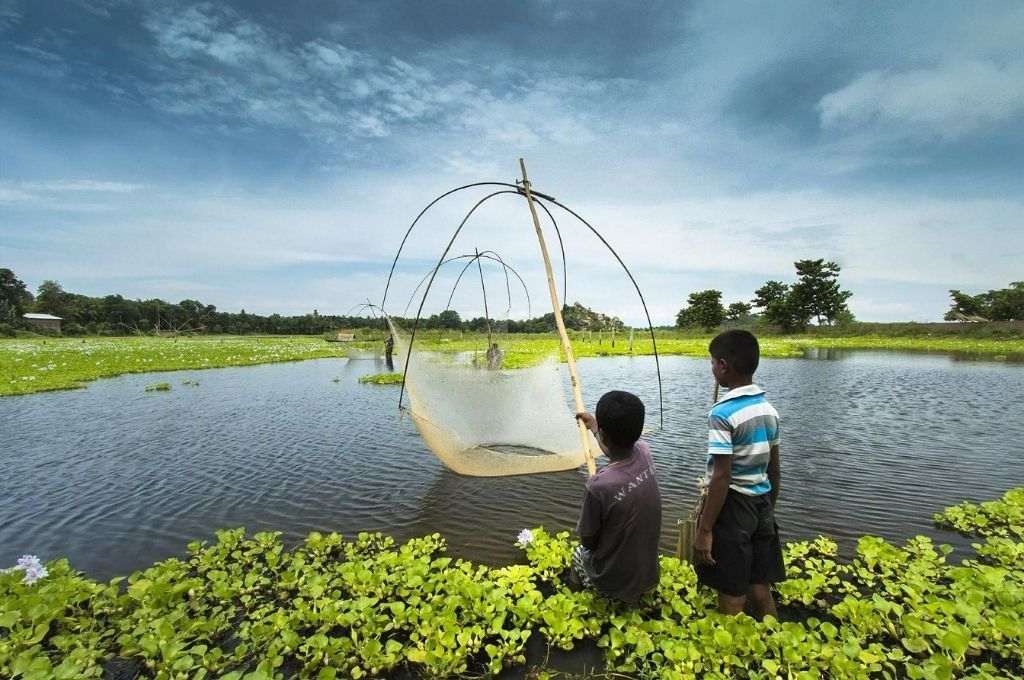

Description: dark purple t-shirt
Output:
[576,440,662,602]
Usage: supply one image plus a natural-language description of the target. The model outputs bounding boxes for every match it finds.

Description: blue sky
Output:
[1,1,1022,324]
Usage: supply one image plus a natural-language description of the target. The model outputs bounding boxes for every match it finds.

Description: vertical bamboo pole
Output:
[519,158,596,476]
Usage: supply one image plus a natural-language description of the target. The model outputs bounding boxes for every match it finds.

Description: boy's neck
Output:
[724,375,754,390]
[606,444,635,462]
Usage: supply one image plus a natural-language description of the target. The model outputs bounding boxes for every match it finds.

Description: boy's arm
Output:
[768,444,781,507]
[576,487,602,551]
[696,411,733,565]
[696,455,731,565]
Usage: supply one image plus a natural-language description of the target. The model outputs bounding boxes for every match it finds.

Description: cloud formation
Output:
[819,60,1024,138]
[1,1,1022,324]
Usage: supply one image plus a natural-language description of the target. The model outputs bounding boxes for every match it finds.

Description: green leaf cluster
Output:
[2,490,1023,679]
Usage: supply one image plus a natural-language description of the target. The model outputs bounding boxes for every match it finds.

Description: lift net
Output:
[389,321,593,476]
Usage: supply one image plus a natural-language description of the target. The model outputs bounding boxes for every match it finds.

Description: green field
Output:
[3,330,1023,397]
[0,336,348,397]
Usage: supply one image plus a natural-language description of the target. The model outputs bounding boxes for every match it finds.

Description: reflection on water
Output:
[1,351,1022,579]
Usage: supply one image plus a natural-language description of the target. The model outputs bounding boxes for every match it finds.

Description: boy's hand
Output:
[575,412,598,434]
[695,528,715,565]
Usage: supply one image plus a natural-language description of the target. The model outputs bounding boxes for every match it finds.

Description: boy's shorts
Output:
[695,490,785,597]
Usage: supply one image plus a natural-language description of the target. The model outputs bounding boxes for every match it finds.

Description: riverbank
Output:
[2,488,1021,679]
[3,330,1022,397]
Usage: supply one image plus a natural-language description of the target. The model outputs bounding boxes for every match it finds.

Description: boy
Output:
[572,390,662,604]
[695,329,784,618]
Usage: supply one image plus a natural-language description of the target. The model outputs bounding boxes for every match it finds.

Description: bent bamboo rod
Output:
[381,182,567,313]
[519,158,596,477]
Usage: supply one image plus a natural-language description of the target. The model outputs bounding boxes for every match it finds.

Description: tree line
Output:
[676,259,854,331]
[944,282,1024,322]
[0,269,625,336]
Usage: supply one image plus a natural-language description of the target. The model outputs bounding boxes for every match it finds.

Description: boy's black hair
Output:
[709,329,760,375]
[595,390,645,450]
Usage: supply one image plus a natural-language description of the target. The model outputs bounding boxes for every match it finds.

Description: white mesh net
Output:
[390,321,593,476]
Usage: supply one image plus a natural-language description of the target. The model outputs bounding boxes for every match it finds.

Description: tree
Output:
[725,301,752,322]
[944,290,988,321]
[676,289,725,330]
[753,281,788,310]
[0,268,34,320]
[944,282,1024,321]
[35,280,67,317]
[753,281,801,331]
[789,259,852,325]
[435,309,462,329]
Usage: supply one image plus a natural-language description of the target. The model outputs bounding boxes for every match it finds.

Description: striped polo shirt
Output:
[706,384,780,496]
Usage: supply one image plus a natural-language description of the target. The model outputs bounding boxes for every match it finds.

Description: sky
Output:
[1,0,1022,324]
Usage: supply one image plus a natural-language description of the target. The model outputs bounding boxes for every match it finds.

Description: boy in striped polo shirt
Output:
[695,329,785,618]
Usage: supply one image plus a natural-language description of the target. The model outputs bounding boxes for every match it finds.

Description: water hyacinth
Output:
[5,554,48,584]
[515,528,534,548]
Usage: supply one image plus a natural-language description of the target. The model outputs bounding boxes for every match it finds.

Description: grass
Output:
[3,329,1022,397]
[358,372,405,385]
[0,335,348,397]
[143,382,171,392]
[402,329,1024,368]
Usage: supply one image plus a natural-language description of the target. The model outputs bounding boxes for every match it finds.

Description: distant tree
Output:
[789,259,852,325]
[753,281,789,310]
[435,309,462,329]
[35,280,68,317]
[725,301,752,322]
[990,282,1024,320]
[676,289,725,330]
[0,268,34,320]
[944,282,1024,321]
[944,290,988,321]
[753,281,801,331]
[753,261,852,331]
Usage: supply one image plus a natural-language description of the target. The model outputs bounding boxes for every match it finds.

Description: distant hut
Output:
[949,311,989,323]
[23,313,62,332]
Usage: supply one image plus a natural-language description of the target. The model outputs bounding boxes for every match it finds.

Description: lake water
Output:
[1,351,1022,580]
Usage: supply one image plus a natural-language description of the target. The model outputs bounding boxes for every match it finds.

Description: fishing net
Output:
[389,321,593,476]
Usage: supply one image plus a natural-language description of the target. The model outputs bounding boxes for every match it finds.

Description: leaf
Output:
[939,630,970,657]
[713,629,733,647]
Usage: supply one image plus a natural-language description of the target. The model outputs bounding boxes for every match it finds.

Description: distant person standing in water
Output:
[695,329,784,619]
[384,334,394,370]
[485,342,504,370]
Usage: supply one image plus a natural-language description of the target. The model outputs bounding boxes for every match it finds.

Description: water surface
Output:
[1,351,1022,579]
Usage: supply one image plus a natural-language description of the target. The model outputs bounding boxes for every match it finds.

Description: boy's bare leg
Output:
[747,583,777,619]
[718,592,746,615]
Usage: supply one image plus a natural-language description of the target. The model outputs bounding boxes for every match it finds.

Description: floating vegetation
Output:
[0,336,348,397]
[1,490,1022,678]
[143,382,171,392]
[181,379,200,386]
[2,332,1021,397]
[358,372,404,385]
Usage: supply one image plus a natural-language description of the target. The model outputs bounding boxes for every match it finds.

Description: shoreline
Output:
[2,332,1022,397]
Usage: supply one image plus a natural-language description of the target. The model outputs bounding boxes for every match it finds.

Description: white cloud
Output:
[0,179,144,205]
[0,0,20,32]
[819,60,1024,138]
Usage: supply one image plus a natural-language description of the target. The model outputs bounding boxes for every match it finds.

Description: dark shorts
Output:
[695,490,785,597]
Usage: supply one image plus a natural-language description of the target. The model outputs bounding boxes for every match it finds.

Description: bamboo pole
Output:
[519,158,596,476]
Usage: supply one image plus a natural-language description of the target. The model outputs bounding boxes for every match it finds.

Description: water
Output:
[1,351,1022,580]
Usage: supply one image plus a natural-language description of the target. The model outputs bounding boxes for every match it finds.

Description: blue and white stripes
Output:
[706,384,780,496]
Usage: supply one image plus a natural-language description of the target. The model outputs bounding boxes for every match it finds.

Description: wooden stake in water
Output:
[519,158,597,476]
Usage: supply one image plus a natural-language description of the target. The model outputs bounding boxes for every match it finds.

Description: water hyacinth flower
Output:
[5,555,48,585]
[515,528,535,548]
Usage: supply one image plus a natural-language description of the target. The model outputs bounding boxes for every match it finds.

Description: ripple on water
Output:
[0,353,1021,578]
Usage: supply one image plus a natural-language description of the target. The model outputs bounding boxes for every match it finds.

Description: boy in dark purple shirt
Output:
[572,390,662,603]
